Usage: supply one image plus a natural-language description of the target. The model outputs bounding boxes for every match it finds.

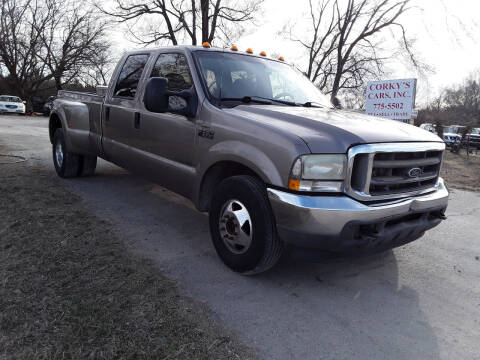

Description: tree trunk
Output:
[330,68,342,101]
[191,0,197,45]
[201,0,209,43]
[55,77,63,90]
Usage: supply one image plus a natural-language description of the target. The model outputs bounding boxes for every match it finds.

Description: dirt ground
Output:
[441,150,480,192]
[0,156,254,359]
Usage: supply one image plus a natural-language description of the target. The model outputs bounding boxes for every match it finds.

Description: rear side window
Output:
[150,53,192,91]
[114,54,149,98]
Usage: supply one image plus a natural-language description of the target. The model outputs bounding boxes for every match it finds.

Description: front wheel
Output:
[209,175,283,274]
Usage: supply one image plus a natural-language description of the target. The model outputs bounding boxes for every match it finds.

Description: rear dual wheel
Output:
[52,129,97,178]
[209,175,283,275]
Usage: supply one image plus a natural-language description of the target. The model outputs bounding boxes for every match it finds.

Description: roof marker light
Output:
[278,56,285,61]
[246,48,253,54]
[231,45,238,51]
[260,51,267,56]
[202,42,211,48]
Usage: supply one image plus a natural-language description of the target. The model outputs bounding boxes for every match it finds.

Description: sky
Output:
[110,0,480,107]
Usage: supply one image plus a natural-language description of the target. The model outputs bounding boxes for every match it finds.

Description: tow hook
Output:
[433,209,447,220]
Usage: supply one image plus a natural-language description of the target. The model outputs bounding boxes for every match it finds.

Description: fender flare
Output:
[194,140,284,210]
[49,109,69,144]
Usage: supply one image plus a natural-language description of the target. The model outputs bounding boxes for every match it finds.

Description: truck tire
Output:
[52,129,80,178]
[79,155,97,176]
[209,175,283,274]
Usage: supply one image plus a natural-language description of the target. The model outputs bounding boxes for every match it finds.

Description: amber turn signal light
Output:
[278,56,285,61]
[246,48,253,54]
[260,51,267,56]
[203,42,211,48]
[288,179,300,191]
[231,45,238,51]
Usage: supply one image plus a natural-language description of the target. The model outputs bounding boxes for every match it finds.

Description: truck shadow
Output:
[257,252,441,359]
[69,166,440,360]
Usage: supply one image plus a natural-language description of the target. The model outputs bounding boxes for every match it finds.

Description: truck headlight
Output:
[288,154,347,192]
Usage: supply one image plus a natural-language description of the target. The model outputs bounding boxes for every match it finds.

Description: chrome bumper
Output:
[267,178,449,251]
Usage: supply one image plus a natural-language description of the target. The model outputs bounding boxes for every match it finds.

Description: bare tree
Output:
[80,51,116,87]
[0,0,52,106]
[36,0,110,90]
[418,72,480,128]
[98,0,263,46]
[0,0,111,106]
[289,0,339,90]
[290,0,418,100]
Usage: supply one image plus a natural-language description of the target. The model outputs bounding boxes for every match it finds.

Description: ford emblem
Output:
[408,167,423,178]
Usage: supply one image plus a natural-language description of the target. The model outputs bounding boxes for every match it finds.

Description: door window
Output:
[113,54,149,98]
[150,53,193,111]
[151,53,192,90]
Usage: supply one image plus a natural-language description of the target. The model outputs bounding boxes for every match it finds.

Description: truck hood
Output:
[226,105,442,153]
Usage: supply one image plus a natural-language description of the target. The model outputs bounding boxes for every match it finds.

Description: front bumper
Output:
[444,141,459,148]
[0,107,25,114]
[268,178,449,254]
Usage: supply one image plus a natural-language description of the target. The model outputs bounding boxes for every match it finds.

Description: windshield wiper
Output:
[302,101,326,108]
[220,96,271,105]
[220,96,297,106]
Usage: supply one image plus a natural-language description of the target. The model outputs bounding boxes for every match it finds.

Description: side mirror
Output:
[144,77,169,113]
[144,77,197,117]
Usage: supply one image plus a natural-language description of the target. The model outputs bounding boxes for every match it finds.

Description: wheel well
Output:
[198,161,264,212]
[49,113,62,144]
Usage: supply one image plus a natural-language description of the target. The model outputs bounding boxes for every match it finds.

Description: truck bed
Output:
[57,88,106,103]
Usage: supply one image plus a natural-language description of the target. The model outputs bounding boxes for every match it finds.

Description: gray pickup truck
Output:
[50,45,449,274]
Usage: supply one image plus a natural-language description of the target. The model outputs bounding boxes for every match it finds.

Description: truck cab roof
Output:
[124,45,286,63]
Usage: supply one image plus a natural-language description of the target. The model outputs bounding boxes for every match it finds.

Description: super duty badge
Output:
[198,126,215,140]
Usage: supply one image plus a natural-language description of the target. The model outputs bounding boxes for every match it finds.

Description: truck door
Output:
[131,52,197,199]
[102,53,150,169]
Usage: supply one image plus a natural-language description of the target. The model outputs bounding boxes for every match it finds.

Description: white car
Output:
[419,123,436,133]
[0,95,26,114]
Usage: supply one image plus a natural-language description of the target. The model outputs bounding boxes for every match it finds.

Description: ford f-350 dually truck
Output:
[50,44,448,274]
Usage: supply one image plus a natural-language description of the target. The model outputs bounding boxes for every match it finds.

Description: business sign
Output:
[365,78,417,121]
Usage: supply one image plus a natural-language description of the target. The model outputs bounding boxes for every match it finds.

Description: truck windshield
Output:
[194,51,332,108]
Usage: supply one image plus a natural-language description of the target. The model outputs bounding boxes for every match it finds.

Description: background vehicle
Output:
[419,123,436,133]
[49,45,449,274]
[419,123,463,148]
[43,96,56,116]
[443,131,462,148]
[466,128,480,149]
[0,95,26,114]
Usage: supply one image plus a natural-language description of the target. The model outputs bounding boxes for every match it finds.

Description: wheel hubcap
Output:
[55,142,64,167]
[219,199,253,254]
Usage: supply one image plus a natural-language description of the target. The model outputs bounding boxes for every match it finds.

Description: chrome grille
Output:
[345,143,445,201]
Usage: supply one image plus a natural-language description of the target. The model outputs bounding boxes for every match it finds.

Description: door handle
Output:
[134,112,140,129]
[105,107,110,122]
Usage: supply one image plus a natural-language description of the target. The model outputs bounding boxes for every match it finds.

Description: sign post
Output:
[365,78,417,122]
